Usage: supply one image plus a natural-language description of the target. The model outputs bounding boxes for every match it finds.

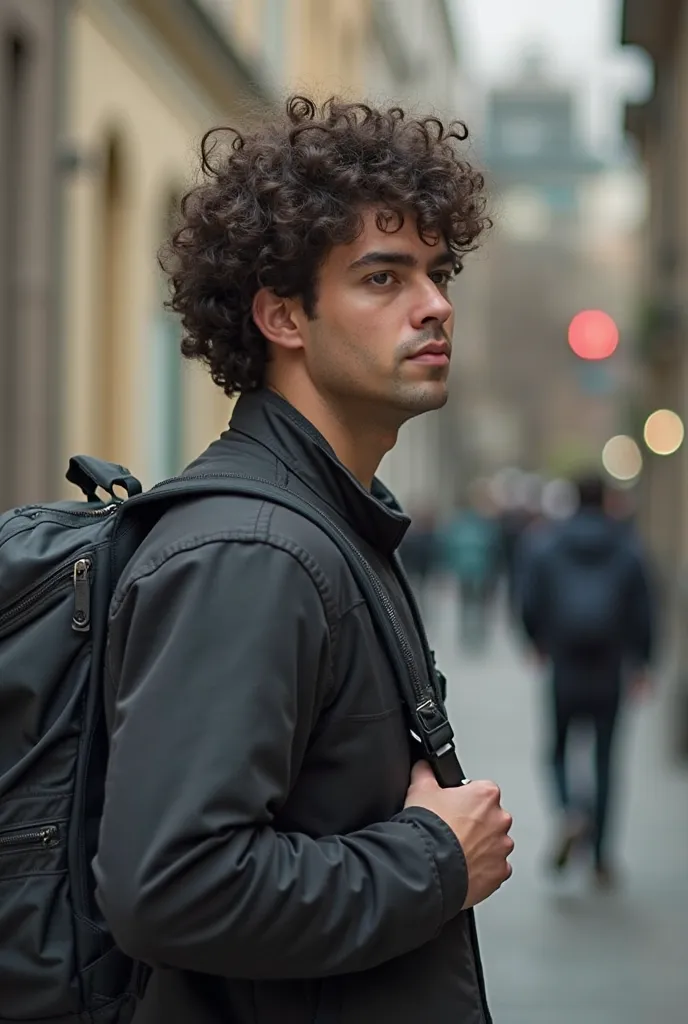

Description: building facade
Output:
[621,0,688,579]
[229,0,370,98]
[59,0,272,495]
[0,0,70,507]
[621,0,688,757]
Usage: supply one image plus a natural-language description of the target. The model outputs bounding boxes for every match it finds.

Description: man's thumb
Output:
[409,759,437,787]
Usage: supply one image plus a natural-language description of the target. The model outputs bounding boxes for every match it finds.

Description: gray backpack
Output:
[0,455,461,1022]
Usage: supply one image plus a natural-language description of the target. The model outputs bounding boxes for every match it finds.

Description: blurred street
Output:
[425,579,688,1024]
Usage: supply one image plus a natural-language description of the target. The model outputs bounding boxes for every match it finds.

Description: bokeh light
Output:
[643,409,685,456]
[601,435,643,481]
[568,310,619,360]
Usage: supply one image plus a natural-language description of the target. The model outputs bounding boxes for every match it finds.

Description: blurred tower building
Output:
[480,51,643,478]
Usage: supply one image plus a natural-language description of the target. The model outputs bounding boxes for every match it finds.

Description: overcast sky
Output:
[453,0,652,154]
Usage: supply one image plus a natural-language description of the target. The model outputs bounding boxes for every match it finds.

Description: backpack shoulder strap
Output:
[121,473,464,788]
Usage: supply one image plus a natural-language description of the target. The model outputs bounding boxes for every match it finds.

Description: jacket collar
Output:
[221,389,410,555]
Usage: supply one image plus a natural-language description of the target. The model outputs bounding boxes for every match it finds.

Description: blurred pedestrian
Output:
[520,473,655,887]
[95,95,510,1023]
[398,505,440,616]
[445,481,501,652]
[499,499,537,622]
[511,510,552,640]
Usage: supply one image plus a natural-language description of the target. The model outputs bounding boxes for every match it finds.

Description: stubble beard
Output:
[389,360,450,423]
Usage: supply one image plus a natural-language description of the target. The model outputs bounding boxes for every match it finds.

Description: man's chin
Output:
[395,381,449,418]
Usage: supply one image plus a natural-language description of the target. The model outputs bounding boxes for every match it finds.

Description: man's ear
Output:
[252,288,305,351]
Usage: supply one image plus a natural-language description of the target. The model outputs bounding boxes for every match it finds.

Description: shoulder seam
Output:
[109,531,340,664]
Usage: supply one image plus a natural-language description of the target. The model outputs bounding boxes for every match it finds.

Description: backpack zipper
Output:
[28,503,118,520]
[72,557,92,632]
[0,824,60,850]
[0,556,93,637]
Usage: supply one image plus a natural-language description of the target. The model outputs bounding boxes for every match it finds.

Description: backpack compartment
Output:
[0,502,130,1020]
[0,464,146,1023]
[0,558,92,1018]
[0,808,77,1018]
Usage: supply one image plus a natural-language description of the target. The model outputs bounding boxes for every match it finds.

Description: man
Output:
[95,96,513,1023]
[520,473,654,887]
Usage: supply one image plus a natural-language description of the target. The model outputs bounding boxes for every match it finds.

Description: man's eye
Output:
[368,272,394,286]
[431,270,454,287]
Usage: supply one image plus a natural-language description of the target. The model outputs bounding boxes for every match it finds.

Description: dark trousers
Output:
[549,678,621,866]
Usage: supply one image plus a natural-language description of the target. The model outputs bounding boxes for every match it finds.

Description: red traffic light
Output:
[567,310,619,360]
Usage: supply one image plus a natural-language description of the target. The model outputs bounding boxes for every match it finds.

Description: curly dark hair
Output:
[161,95,490,396]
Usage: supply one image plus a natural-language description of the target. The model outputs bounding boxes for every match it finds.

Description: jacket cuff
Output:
[395,806,469,922]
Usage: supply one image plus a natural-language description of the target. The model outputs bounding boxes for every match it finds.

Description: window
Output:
[500,117,546,158]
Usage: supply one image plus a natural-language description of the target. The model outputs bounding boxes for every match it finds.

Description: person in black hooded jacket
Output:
[519,473,655,887]
[94,96,515,1023]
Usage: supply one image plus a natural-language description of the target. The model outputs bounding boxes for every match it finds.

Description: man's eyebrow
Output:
[348,249,456,271]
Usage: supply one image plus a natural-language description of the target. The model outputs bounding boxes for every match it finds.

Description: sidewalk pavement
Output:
[425,581,688,1024]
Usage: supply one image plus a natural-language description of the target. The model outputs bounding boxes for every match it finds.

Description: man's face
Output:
[299,207,456,424]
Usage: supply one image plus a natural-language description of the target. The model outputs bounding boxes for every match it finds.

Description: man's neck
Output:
[268,385,396,490]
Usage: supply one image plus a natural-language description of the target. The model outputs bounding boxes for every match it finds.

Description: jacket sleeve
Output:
[95,538,468,980]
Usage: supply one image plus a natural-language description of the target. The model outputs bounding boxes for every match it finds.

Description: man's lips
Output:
[407,341,451,365]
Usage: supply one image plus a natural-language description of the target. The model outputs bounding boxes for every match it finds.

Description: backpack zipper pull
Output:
[72,558,92,632]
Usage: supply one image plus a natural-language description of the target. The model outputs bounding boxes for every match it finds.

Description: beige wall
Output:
[288,0,370,95]
[232,0,370,96]
[61,0,235,493]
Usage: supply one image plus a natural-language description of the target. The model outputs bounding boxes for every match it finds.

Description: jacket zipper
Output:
[0,824,60,850]
[0,556,93,637]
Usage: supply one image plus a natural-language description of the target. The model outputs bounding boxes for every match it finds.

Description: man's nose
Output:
[411,282,453,331]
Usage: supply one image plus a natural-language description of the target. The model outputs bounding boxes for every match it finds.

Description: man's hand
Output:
[404,761,514,909]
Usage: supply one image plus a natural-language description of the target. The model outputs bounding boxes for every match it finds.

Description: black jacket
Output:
[95,389,491,1024]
